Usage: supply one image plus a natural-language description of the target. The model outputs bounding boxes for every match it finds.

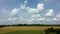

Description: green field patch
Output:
[4,30,44,34]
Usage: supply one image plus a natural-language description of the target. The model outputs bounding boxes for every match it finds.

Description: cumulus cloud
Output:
[8,0,28,22]
[0,0,60,25]
[38,18,45,21]
[31,14,41,20]
[10,8,19,16]
[37,3,44,10]
[56,13,60,19]
[28,3,44,14]
[7,0,60,25]
[28,8,38,14]
[52,18,58,21]
[45,9,54,17]
[8,17,17,21]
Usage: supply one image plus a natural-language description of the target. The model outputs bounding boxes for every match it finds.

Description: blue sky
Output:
[0,0,60,25]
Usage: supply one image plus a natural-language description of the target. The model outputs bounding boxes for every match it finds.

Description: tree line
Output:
[0,24,60,27]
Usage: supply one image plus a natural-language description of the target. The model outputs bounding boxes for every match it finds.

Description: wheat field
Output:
[0,26,60,34]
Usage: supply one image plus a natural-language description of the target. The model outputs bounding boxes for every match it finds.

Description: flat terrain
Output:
[0,26,60,34]
[3,30,44,34]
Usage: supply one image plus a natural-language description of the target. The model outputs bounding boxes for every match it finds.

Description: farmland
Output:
[0,26,60,34]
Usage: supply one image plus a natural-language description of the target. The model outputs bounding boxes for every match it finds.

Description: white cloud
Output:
[10,8,19,16]
[46,18,51,21]
[56,14,60,19]
[8,0,28,22]
[20,4,26,9]
[52,18,58,21]
[28,8,38,14]
[45,9,54,16]
[32,14,41,18]
[10,0,28,17]
[38,18,45,21]
[31,14,41,20]
[28,3,44,14]
[8,17,17,21]
[37,3,44,10]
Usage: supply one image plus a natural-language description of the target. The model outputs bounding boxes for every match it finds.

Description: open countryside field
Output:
[0,26,60,34]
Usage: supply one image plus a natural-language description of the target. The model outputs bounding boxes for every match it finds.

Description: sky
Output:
[0,0,60,25]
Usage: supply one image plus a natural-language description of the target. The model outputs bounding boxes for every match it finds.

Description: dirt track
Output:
[0,26,60,33]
